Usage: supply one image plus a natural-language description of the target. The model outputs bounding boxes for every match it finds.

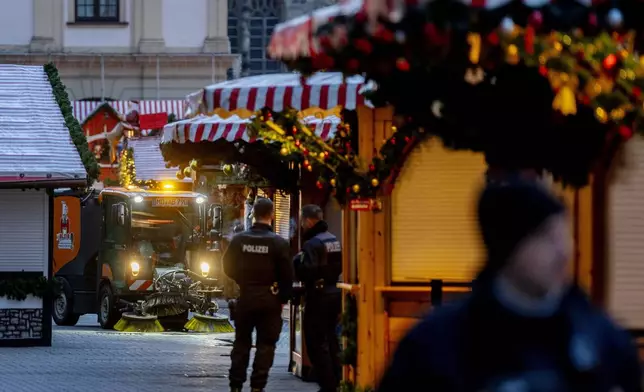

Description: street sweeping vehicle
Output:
[52,186,230,331]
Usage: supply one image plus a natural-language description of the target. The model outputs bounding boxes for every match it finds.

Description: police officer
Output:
[223,198,294,392]
[295,204,342,392]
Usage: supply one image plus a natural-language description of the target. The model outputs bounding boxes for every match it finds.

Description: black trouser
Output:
[229,288,283,389]
[303,291,342,392]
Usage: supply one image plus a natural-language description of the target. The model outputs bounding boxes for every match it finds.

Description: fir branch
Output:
[43,63,100,185]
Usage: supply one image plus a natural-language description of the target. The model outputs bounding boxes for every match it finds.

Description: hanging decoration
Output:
[271,0,644,187]
[249,108,429,203]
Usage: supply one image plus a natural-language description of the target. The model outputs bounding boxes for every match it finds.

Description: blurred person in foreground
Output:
[295,204,343,392]
[224,198,294,392]
[377,179,641,391]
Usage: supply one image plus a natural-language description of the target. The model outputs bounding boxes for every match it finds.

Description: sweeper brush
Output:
[114,313,164,333]
[115,299,164,332]
[184,313,234,333]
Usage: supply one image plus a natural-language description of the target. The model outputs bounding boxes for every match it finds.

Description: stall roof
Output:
[0,65,87,185]
[162,113,341,144]
[200,72,368,113]
[129,136,191,182]
[73,100,185,124]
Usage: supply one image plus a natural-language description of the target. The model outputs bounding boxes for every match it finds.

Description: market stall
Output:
[0,63,97,347]
[163,73,372,378]
[262,0,644,388]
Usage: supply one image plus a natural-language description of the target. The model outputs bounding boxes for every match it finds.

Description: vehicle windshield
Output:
[131,199,201,267]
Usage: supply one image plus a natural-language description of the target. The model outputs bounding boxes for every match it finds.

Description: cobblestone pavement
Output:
[0,304,316,392]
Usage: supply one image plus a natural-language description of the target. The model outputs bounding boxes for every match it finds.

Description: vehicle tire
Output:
[98,283,120,330]
[158,310,189,331]
[52,278,81,326]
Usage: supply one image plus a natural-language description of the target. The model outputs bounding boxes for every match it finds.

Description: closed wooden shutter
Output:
[274,192,291,240]
[607,135,644,329]
[391,139,486,283]
[0,189,48,275]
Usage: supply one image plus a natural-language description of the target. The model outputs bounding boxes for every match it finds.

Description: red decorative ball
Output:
[369,164,375,172]
[354,39,373,54]
[316,181,323,189]
[588,13,598,27]
[396,58,410,72]
[603,54,618,70]
[487,32,499,45]
[633,86,642,98]
[528,11,543,29]
[390,137,396,144]
[375,25,395,42]
[619,125,634,140]
[538,66,548,76]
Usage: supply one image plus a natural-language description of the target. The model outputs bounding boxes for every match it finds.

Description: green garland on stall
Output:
[340,293,358,368]
[0,277,62,301]
[249,108,430,203]
[119,147,163,190]
[44,63,100,185]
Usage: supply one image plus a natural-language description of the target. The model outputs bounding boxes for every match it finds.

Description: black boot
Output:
[251,389,264,392]
[230,387,242,392]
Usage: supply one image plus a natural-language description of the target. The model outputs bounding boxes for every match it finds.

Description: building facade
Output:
[0,0,239,100]
[227,0,336,75]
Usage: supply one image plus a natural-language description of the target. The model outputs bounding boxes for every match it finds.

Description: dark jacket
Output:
[294,221,342,294]
[223,223,293,303]
[377,283,641,392]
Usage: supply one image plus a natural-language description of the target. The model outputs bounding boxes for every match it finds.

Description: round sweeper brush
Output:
[114,313,165,333]
[184,313,234,333]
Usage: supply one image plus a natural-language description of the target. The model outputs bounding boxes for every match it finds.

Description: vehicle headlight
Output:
[133,195,143,203]
[200,262,210,277]
[196,196,206,204]
[130,261,140,277]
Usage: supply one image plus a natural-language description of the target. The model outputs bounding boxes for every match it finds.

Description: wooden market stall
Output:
[262,0,639,388]
[163,72,376,379]
[0,64,96,347]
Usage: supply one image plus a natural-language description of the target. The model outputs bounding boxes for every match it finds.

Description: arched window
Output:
[228,0,283,75]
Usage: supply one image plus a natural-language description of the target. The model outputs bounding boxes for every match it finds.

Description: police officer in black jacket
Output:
[223,198,294,392]
[295,204,342,392]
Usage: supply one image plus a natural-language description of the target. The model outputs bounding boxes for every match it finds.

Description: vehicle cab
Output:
[97,186,211,328]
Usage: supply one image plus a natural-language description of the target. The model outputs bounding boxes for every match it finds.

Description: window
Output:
[228,0,284,75]
[75,0,119,22]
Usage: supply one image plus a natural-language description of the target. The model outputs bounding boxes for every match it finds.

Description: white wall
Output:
[63,0,131,48]
[162,0,207,49]
[0,0,34,46]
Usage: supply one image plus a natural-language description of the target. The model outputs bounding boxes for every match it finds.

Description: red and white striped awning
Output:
[72,100,185,124]
[268,0,592,61]
[268,0,363,60]
[200,72,367,113]
[162,114,341,145]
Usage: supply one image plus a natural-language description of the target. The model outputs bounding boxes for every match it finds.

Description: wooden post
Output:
[356,106,375,387]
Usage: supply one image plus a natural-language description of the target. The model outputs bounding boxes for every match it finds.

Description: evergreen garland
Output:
[340,293,358,367]
[0,277,62,301]
[119,147,163,190]
[43,63,100,185]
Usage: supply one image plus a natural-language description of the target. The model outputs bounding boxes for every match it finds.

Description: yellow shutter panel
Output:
[274,192,291,240]
[607,135,644,329]
[391,139,486,283]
